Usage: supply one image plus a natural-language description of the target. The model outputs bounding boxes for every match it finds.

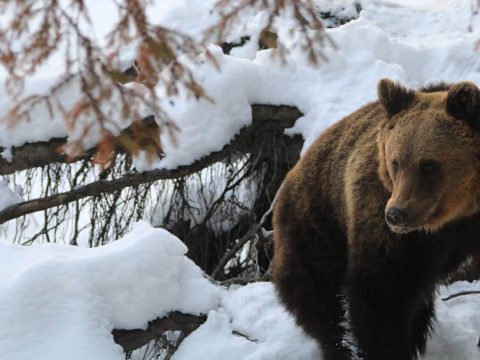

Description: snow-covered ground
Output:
[0,0,480,359]
[173,282,480,360]
[0,221,479,359]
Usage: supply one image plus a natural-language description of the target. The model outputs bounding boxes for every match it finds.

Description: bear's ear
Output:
[445,81,480,127]
[377,79,415,116]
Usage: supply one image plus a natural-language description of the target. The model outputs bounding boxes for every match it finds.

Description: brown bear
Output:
[272,79,480,360]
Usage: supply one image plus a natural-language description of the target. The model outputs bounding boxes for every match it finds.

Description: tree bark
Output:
[112,311,207,352]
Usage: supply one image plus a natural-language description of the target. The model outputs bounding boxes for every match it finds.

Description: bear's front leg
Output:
[347,279,414,359]
[345,239,432,360]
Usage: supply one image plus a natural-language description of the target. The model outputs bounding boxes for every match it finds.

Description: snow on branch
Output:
[0,115,160,176]
[0,104,302,224]
[0,0,326,167]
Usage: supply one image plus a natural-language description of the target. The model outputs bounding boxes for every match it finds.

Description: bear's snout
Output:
[385,207,408,226]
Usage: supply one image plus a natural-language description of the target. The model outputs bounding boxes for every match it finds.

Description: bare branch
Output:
[210,187,278,279]
[112,311,207,353]
[441,290,480,301]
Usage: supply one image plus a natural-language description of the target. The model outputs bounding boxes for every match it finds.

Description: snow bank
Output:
[0,221,220,360]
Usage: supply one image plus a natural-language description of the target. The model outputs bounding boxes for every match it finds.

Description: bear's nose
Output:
[385,207,408,226]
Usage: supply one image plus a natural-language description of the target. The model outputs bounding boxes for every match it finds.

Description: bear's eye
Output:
[420,160,439,175]
[391,160,399,174]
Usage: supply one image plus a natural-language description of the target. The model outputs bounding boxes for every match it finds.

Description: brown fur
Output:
[272,79,480,360]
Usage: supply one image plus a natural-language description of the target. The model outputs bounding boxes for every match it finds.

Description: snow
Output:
[0,221,220,360]
[172,285,319,360]
[0,0,479,359]
[140,0,480,169]
[0,179,23,211]
[155,47,257,169]
[425,284,480,360]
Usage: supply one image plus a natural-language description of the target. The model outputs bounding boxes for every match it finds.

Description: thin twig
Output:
[210,190,278,279]
[441,290,480,301]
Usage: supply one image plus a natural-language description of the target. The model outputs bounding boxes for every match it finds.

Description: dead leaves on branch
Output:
[91,117,168,170]
[62,84,171,170]
[0,0,330,168]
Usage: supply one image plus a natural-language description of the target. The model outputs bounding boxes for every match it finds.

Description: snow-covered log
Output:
[0,104,302,224]
[0,104,301,175]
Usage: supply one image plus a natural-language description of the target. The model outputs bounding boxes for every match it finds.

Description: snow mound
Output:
[0,221,220,360]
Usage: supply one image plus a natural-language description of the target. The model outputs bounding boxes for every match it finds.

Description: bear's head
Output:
[377,79,480,233]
